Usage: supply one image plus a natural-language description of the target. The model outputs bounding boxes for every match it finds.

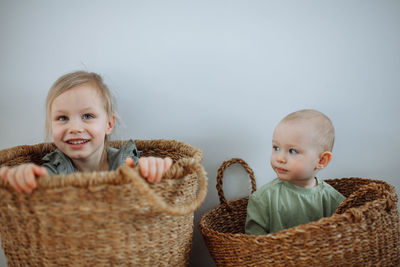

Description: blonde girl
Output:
[0,71,172,194]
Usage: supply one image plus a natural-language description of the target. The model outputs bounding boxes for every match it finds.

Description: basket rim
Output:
[0,139,203,189]
[199,177,398,241]
[0,139,202,164]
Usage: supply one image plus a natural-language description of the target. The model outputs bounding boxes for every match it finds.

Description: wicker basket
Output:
[0,140,208,267]
[199,158,400,267]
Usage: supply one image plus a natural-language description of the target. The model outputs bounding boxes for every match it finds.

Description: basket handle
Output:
[216,158,256,209]
[119,157,207,216]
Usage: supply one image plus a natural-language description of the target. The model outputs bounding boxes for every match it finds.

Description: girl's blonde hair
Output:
[45,71,117,141]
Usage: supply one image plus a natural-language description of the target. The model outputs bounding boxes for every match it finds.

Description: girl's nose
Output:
[68,120,84,133]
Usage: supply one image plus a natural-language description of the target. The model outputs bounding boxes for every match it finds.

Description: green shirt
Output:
[245,178,346,235]
[42,140,141,176]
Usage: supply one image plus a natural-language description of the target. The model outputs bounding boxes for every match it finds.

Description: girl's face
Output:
[270,120,321,188]
[50,83,114,169]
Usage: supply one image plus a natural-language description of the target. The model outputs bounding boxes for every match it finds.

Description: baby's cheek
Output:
[290,161,307,175]
[269,157,274,167]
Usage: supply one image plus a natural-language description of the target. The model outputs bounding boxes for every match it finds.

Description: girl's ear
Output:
[106,116,116,135]
[316,151,332,170]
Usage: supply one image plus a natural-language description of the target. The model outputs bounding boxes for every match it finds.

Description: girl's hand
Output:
[125,156,173,183]
[0,164,48,194]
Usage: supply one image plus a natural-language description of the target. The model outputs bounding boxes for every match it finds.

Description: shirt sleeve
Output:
[124,140,141,166]
[321,181,347,215]
[331,190,346,214]
[108,140,141,171]
[245,192,269,235]
[41,149,76,176]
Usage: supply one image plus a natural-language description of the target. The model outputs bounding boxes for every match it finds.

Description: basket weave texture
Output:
[0,139,207,267]
[199,158,400,267]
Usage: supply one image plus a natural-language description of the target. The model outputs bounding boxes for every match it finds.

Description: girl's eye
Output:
[289,148,298,154]
[57,116,68,121]
[273,146,280,151]
[82,114,94,120]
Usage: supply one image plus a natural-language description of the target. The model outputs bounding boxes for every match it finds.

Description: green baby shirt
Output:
[42,140,141,176]
[245,178,346,235]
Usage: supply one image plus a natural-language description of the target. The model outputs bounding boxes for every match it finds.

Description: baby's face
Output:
[270,120,321,186]
[50,83,114,165]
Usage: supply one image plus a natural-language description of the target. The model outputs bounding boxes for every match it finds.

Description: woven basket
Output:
[0,139,208,267]
[199,158,400,267]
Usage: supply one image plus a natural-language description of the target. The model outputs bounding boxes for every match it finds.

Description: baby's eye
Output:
[273,146,280,151]
[82,113,94,120]
[289,148,298,154]
[57,115,68,121]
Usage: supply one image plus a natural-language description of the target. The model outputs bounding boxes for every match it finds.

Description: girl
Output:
[0,71,172,194]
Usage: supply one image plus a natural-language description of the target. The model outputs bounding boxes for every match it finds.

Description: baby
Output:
[245,109,345,235]
[0,71,172,194]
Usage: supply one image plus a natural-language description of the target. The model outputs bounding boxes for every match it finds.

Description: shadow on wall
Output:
[0,237,7,267]
[187,134,266,267]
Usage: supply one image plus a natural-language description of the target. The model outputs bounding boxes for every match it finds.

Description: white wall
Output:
[1,1,399,266]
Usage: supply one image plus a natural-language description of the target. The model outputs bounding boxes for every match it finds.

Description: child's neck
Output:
[289,177,318,188]
[72,149,109,173]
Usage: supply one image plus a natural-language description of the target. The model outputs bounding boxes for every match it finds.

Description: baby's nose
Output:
[277,153,286,163]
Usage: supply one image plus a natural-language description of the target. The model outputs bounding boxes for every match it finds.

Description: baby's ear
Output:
[316,151,332,170]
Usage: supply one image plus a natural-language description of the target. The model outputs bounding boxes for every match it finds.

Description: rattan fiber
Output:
[0,139,207,267]
[199,158,400,267]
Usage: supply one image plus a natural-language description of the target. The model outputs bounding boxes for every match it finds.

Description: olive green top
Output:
[42,140,141,176]
[245,177,346,235]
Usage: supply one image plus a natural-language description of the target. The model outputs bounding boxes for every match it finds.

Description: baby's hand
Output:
[125,156,173,183]
[0,164,48,194]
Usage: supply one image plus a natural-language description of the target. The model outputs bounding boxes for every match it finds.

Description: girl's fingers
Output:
[148,157,156,183]
[138,156,173,183]
[32,165,48,177]
[125,157,136,168]
[163,157,173,175]
[139,157,149,178]
[2,164,44,194]
[6,168,21,193]
[15,166,31,194]
[0,166,10,181]
[155,158,164,183]
[25,165,39,190]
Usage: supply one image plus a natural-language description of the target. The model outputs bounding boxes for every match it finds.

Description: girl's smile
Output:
[65,138,91,148]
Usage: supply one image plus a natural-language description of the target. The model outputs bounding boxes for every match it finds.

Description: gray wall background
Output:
[1,1,399,266]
